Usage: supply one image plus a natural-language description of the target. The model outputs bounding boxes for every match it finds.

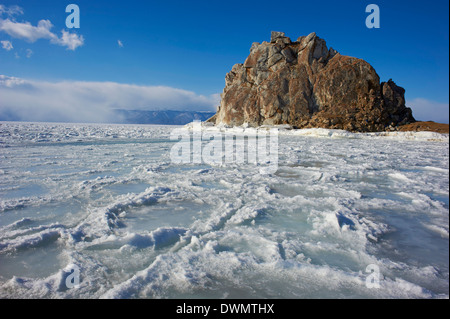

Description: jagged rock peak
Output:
[270,31,289,43]
[213,31,415,132]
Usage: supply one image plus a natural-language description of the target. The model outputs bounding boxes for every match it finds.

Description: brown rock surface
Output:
[397,121,449,134]
[214,32,416,132]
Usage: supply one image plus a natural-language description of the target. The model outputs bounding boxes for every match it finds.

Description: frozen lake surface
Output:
[0,122,448,298]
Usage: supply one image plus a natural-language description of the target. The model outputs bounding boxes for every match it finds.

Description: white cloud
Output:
[118,40,123,48]
[0,4,24,17]
[1,39,12,50]
[0,5,84,51]
[407,98,449,124]
[55,29,84,50]
[0,19,55,42]
[0,75,219,123]
[0,75,26,87]
[26,48,32,58]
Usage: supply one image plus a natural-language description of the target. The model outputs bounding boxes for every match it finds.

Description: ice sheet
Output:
[0,122,448,298]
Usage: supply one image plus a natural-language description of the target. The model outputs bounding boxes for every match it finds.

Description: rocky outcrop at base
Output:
[213,31,415,132]
[397,121,449,134]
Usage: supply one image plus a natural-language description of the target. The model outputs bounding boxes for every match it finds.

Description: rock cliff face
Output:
[213,32,415,131]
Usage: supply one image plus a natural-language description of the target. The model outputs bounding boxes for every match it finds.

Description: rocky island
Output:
[209,31,428,132]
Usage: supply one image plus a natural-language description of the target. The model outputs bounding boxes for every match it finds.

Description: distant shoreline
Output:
[1,120,448,135]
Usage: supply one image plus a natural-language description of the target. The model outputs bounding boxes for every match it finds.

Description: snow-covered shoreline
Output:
[1,121,448,144]
[187,122,449,142]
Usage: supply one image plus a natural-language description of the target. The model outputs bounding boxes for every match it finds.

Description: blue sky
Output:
[0,0,448,123]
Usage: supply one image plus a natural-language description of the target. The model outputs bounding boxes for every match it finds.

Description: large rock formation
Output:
[213,32,415,131]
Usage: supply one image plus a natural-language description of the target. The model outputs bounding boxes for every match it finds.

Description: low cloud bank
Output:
[0,75,219,123]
